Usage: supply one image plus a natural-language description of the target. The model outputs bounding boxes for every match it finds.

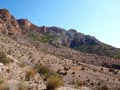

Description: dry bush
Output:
[25,68,36,81]
[46,75,63,90]
[0,52,12,65]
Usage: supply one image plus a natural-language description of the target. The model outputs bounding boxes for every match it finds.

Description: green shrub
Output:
[46,75,63,90]
[34,64,50,76]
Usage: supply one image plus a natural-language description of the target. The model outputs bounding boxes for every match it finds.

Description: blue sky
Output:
[0,0,120,48]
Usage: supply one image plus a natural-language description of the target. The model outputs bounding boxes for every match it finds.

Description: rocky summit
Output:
[0,9,119,90]
[0,9,20,35]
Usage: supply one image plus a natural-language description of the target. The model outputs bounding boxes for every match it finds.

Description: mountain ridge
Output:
[0,8,120,59]
[17,19,120,59]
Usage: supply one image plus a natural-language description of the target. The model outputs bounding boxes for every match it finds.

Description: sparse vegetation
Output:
[28,31,55,43]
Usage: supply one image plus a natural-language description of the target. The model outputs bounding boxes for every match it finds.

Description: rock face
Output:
[0,9,20,34]
[17,19,32,28]
[17,19,40,34]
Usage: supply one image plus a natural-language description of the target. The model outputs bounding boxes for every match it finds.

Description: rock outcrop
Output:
[0,9,21,34]
[17,19,32,28]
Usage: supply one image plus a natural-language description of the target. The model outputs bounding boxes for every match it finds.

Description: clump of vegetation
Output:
[28,31,55,43]
[34,64,50,76]
[46,75,63,90]
[0,52,12,65]
[25,68,36,81]
[34,64,59,79]
[34,64,63,90]
[28,32,41,41]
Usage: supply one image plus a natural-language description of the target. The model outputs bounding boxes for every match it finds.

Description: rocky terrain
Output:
[0,8,119,90]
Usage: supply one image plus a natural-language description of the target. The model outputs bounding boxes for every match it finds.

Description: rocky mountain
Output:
[0,9,119,59]
[17,19,120,59]
[0,8,120,90]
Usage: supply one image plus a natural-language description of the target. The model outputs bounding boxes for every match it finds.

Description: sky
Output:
[0,0,120,48]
